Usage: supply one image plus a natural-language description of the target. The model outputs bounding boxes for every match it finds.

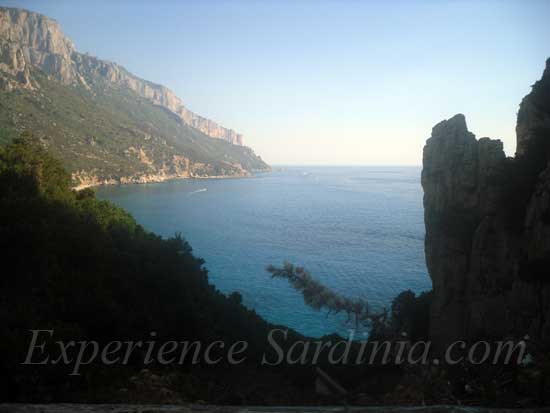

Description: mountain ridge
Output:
[0,6,245,145]
[0,7,269,186]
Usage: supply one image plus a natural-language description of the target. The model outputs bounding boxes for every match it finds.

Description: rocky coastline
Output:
[71,169,272,191]
[0,7,270,184]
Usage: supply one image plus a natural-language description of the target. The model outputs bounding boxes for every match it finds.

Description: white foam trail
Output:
[189,188,207,195]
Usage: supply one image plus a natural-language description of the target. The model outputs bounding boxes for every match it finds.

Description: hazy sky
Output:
[3,0,549,165]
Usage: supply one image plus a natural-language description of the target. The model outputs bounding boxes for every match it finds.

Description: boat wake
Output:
[189,188,207,195]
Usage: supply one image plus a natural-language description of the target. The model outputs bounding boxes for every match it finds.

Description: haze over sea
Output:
[97,166,431,338]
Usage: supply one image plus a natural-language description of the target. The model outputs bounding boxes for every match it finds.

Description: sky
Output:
[2,0,549,165]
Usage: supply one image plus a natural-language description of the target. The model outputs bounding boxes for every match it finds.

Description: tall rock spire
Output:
[422,60,550,349]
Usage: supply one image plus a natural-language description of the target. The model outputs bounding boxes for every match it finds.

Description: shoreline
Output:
[72,169,271,191]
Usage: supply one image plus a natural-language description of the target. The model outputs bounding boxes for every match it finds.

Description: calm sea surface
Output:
[97,166,431,338]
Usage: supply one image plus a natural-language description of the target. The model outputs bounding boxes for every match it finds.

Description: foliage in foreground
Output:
[0,137,447,405]
[3,137,548,406]
[0,137,286,402]
[266,262,432,341]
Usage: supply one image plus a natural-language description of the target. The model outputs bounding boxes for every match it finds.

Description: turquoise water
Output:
[97,166,431,338]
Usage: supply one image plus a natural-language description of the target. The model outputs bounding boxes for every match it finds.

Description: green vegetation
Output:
[266,262,388,328]
[386,290,433,341]
[266,262,432,341]
[0,137,292,403]
[0,69,268,185]
[0,138,441,405]
[2,138,547,406]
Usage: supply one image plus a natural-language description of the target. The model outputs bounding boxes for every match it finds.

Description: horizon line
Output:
[268,164,422,168]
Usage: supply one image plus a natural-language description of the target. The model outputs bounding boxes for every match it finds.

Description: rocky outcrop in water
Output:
[422,59,550,349]
[0,7,244,145]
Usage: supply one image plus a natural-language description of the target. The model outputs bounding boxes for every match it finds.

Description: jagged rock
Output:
[516,60,550,156]
[0,7,268,187]
[422,59,550,349]
[0,7,244,145]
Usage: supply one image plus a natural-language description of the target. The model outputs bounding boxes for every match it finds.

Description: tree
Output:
[266,262,387,328]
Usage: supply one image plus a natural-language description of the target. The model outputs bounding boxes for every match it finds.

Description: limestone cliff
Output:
[0,7,244,145]
[422,59,550,349]
[0,7,268,186]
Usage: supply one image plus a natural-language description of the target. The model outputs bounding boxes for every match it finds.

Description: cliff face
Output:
[0,7,268,186]
[422,59,550,349]
[0,7,244,145]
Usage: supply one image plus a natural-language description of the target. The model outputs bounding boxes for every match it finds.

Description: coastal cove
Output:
[97,166,432,338]
[1,1,549,406]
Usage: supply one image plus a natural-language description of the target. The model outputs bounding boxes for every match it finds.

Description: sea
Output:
[97,166,431,338]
